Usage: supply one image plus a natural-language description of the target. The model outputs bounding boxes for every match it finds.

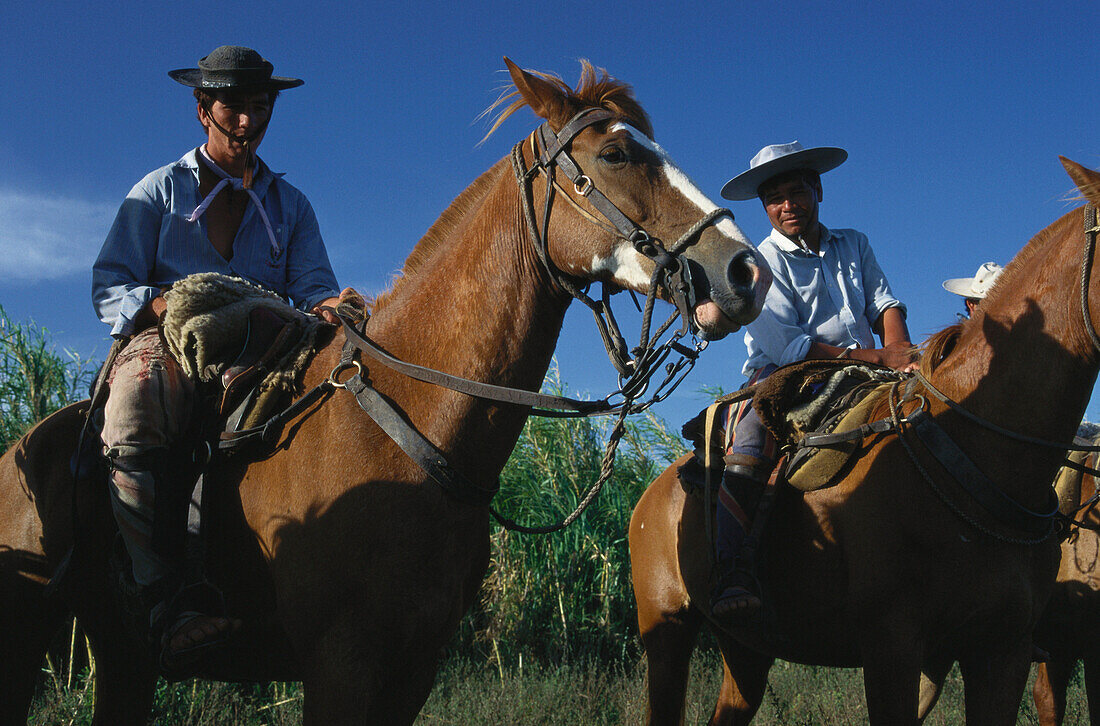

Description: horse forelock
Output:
[372,158,510,312]
[480,59,653,144]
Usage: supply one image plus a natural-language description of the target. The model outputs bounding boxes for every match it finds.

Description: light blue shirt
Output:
[743,225,905,375]
[92,148,340,336]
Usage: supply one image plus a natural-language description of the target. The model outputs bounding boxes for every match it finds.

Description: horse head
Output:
[499,58,770,341]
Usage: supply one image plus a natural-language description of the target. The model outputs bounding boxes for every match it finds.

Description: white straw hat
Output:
[942,262,1004,299]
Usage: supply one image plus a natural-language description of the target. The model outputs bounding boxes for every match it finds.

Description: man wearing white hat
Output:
[943,262,1003,317]
[710,141,916,622]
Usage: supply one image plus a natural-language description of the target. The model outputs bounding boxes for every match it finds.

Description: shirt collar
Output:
[180,146,281,198]
[766,223,834,256]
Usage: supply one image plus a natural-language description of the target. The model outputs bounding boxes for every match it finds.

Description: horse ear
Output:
[1061,156,1100,206]
[504,57,566,125]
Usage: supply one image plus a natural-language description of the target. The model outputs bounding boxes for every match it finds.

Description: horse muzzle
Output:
[688,247,771,341]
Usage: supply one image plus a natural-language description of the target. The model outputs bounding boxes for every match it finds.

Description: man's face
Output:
[199,90,273,165]
[760,174,821,239]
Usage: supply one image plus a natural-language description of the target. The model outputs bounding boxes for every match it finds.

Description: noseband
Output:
[512,107,734,398]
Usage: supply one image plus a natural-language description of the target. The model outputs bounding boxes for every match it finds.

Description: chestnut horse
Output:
[0,59,770,724]
[1031,440,1100,725]
[629,157,1100,725]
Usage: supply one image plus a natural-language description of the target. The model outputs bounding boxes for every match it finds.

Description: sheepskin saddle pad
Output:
[681,360,905,495]
[160,273,327,426]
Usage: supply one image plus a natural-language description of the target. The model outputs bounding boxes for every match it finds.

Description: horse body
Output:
[630,159,1100,725]
[0,59,769,724]
[1032,446,1100,725]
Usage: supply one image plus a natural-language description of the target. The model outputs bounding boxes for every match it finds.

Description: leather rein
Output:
[225,108,737,532]
[796,204,1100,543]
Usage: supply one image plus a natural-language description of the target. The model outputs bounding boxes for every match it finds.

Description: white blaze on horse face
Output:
[611,123,753,248]
[589,124,754,289]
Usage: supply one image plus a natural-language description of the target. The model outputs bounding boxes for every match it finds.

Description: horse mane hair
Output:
[920,323,963,376]
[373,61,651,313]
[480,59,654,142]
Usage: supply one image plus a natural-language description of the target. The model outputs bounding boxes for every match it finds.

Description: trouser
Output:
[716,365,777,568]
[100,328,196,588]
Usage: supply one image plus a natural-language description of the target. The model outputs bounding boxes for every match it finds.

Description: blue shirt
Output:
[743,225,905,375]
[92,148,340,336]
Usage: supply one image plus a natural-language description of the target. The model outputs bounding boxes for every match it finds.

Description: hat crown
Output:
[199,46,271,74]
[749,141,806,170]
[971,262,1004,295]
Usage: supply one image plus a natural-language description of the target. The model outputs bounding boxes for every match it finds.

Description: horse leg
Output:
[79,612,158,725]
[917,655,953,723]
[300,623,443,725]
[637,607,703,726]
[957,641,1033,725]
[1082,655,1100,725]
[0,576,68,725]
[860,623,923,725]
[1032,658,1073,726]
[710,630,774,726]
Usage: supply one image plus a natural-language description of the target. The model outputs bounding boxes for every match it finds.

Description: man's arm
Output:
[806,307,916,371]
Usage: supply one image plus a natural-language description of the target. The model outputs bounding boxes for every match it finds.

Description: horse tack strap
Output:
[914,372,1100,453]
[341,370,499,506]
[336,314,613,416]
[906,409,1058,538]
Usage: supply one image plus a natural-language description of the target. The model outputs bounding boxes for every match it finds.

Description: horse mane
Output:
[373,61,651,313]
[371,158,509,312]
[480,59,654,142]
[919,323,964,376]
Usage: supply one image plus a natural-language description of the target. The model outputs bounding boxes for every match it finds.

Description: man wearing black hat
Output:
[710,141,916,623]
[91,46,343,669]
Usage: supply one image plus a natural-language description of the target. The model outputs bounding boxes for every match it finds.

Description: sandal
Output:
[151,583,239,678]
[711,569,762,624]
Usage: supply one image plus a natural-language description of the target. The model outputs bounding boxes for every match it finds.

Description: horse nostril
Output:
[727,249,758,292]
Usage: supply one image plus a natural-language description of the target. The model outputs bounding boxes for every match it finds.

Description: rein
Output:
[889,204,1100,541]
[233,108,738,531]
[790,206,1100,542]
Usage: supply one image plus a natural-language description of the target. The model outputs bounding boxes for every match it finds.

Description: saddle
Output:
[681,359,905,496]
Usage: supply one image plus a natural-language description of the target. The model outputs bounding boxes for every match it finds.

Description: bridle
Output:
[512,106,736,405]
[226,106,747,532]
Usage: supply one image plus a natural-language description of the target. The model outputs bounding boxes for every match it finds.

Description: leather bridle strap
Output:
[336,339,499,505]
[336,313,614,416]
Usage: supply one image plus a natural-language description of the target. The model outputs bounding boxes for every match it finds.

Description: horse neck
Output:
[928,208,1100,502]
[365,156,572,477]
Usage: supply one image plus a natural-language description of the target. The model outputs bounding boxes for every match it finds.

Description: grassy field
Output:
[28,649,1093,724]
[4,330,1092,725]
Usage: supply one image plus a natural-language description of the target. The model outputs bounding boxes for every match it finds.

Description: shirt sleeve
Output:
[91,183,163,337]
[283,194,340,311]
[745,266,815,366]
[856,232,906,324]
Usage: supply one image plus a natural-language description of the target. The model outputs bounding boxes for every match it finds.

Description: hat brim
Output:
[942,278,982,298]
[169,68,304,91]
[720,147,848,201]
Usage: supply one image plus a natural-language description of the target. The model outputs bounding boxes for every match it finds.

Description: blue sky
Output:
[3,0,1099,427]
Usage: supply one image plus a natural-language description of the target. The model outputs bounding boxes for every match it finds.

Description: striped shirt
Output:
[92,147,340,336]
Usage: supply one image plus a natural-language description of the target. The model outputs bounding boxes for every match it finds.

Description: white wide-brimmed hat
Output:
[942,262,1004,299]
[720,141,848,201]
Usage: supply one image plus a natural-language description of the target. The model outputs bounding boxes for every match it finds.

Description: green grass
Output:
[29,651,1095,724]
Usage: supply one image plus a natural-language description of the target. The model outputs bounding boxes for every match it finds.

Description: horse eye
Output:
[599,147,627,165]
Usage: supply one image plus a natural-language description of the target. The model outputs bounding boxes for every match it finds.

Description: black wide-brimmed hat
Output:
[168,45,304,91]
